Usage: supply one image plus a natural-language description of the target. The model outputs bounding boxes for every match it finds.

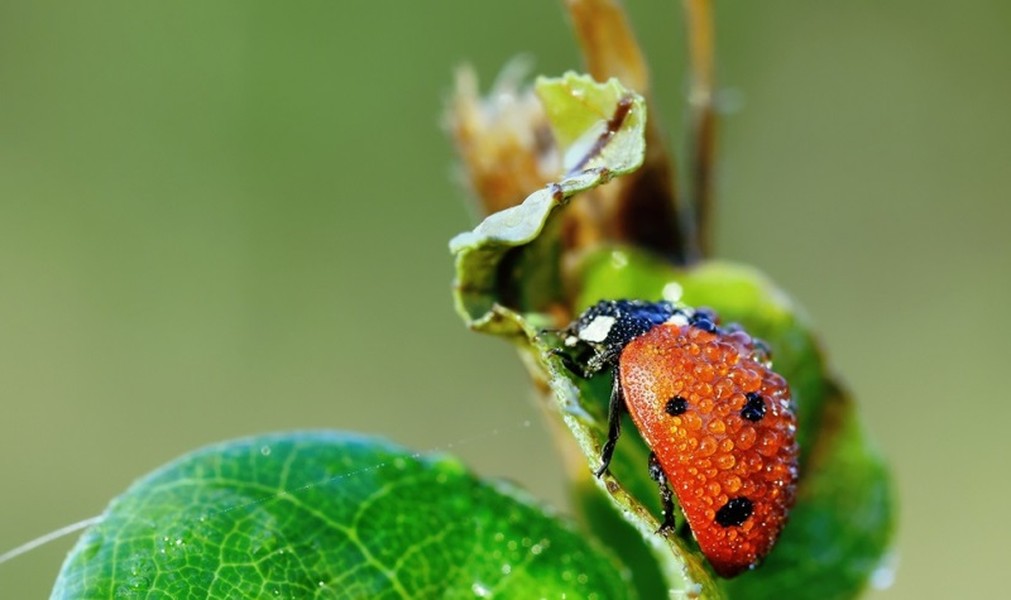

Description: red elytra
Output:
[620,323,798,577]
[553,300,798,577]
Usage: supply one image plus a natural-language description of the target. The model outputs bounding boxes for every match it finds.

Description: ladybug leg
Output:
[594,370,626,478]
[648,452,677,534]
[677,519,692,540]
[586,346,621,375]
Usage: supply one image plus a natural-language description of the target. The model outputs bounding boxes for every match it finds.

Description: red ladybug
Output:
[551,300,798,577]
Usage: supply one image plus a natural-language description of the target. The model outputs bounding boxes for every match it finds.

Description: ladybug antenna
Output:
[534,325,575,346]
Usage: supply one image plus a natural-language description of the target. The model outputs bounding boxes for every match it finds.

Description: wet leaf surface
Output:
[51,432,636,599]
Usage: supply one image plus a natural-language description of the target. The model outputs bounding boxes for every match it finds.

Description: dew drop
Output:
[715,378,734,399]
[260,445,272,456]
[610,250,629,268]
[697,397,714,414]
[737,426,757,450]
[758,431,781,457]
[695,363,716,383]
[743,369,762,391]
[662,280,683,301]
[716,454,736,470]
[871,553,899,590]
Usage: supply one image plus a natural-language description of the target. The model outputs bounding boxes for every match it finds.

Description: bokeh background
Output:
[1,2,1007,598]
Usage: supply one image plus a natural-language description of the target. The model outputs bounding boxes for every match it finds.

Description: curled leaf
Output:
[450,72,646,338]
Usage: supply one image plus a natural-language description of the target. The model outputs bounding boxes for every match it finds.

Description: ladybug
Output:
[550,299,798,577]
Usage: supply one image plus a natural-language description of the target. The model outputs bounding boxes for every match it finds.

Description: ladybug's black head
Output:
[552,299,726,378]
[562,300,682,354]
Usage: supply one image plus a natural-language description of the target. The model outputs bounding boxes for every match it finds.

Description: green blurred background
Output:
[1,2,1007,598]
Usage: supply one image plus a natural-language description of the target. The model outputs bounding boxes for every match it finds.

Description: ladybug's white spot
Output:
[578,315,616,343]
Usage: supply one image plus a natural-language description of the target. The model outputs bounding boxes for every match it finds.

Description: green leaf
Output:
[51,432,636,599]
[534,73,646,176]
